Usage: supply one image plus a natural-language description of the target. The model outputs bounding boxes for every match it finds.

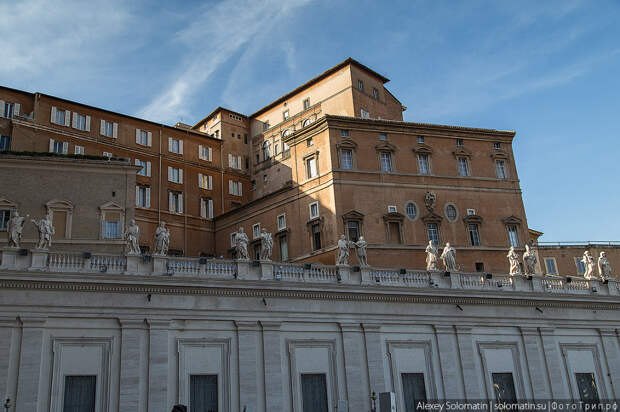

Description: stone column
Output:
[362,323,386,395]
[519,327,551,400]
[148,319,170,412]
[340,322,368,412]
[236,321,261,412]
[539,328,570,399]
[433,326,464,399]
[119,319,147,412]
[455,326,483,400]
[0,317,18,410]
[16,317,46,412]
[261,321,282,412]
[599,329,620,399]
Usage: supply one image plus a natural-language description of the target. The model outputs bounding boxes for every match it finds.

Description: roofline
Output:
[250,57,391,118]
[0,86,219,142]
[323,115,516,137]
[191,106,248,130]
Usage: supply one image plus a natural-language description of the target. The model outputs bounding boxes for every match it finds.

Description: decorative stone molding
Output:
[462,214,483,225]
[46,199,74,239]
[452,147,472,158]
[412,143,433,154]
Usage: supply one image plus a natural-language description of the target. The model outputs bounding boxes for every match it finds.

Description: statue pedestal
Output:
[449,271,462,289]
[152,255,167,275]
[530,275,545,293]
[360,266,372,285]
[237,260,250,280]
[336,265,352,284]
[0,247,19,269]
[30,249,48,271]
[260,261,273,280]
[429,271,448,288]
[125,254,140,274]
[513,275,532,292]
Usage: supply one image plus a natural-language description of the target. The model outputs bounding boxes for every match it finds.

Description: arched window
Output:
[262,141,271,160]
[282,129,291,138]
[303,118,313,128]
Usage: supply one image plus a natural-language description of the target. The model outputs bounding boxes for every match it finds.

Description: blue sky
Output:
[1,0,619,241]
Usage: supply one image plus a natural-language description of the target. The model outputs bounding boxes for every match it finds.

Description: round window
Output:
[445,204,458,221]
[405,202,417,220]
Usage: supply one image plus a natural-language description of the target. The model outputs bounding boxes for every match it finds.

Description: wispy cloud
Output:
[137,0,313,125]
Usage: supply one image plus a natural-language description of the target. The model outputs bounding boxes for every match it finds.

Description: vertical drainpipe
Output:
[184,129,189,255]
[158,127,162,224]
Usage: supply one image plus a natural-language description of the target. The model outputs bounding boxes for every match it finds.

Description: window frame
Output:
[380,151,392,172]
[495,159,507,179]
[309,201,319,219]
[418,153,430,175]
[544,257,558,275]
[468,223,481,246]
[457,157,470,177]
[426,223,440,246]
[404,201,418,221]
[507,225,519,247]
[277,213,286,231]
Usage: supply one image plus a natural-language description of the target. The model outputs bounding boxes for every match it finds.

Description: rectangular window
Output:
[388,205,397,213]
[274,143,280,155]
[277,213,286,230]
[507,225,519,247]
[341,129,349,137]
[303,98,310,110]
[136,129,151,146]
[136,186,151,208]
[492,372,517,403]
[2,102,15,118]
[575,257,586,275]
[244,134,248,144]
[200,197,213,219]
[168,191,183,214]
[544,258,557,275]
[312,223,322,251]
[72,112,90,131]
[358,80,364,91]
[101,211,121,239]
[494,142,501,149]
[0,135,10,150]
[380,152,392,172]
[51,106,69,126]
[198,145,212,161]
[575,372,600,402]
[458,157,470,176]
[63,375,96,412]
[135,159,151,177]
[229,181,243,196]
[263,121,270,130]
[279,236,288,261]
[341,149,353,170]
[309,201,319,219]
[388,221,401,244]
[102,151,112,158]
[168,137,183,154]
[496,160,507,179]
[307,138,313,147]
[0,210,10,231]
[468,224,481,246]
[198,173,213,190]
[427,223,439,246]
[402,373,427,411]
[418,154,430,174]
[306,157,318,179]
[252,223,260,239]
[190,375,218,412]
[418,136,425,143]
[456,138,464,146]
[168,166,183,183]
[49,139,67,154]
[347,221,360,242]
[301,373,328,412]
[372,87,379,99]
[283,110,289,120]
[101,120,117,138]
[74,145,84,155]
[360,108,370,119]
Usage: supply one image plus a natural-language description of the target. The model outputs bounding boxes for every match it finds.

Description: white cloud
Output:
[137,0,313,125]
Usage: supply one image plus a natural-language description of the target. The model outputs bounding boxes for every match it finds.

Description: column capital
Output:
[235,321,260,331]
[18,316,47,328]
[455,326,473,334]
[519,327,539,335]
[147,319,171,329]
[598,328,618,337]
[434,325,456,334]
[361,323,382,333]
[260,321,281,332]
[118,318,147,329]
[539,327,556,336]
[339,322,363,332]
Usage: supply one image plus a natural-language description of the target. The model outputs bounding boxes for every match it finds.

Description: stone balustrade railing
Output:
[1,247,618,297]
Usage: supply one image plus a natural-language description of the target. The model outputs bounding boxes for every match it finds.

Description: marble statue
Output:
[507,246,522,276]
[598,251,612,280]
[582,250,595,279]
[523,244,537,275]
[354,236,368,266]
[424,191,437,212]
[7,210,27,248]
[153,221,170,256]
[234,227,249,260]
[440,242,457,271]
[336,235,350,265]
[425,240,438,270]
[31,214,55,250]
[125,219,141,255]
[259,228,273,260]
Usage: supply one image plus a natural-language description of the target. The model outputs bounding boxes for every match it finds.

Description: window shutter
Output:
[135,186,140,206]
[208,147,212,161]
[168,137,172,152]
[208,175,212,190]
[100,119,105,135]
[135,128,140,144]
[179,169,183,184]
[134,158,140,166]
[168,192,174,212]
[179,140,183,154]
[229,180,233,194]
[62,142,68,154]
[112,123,118,139]
[198,145,204,160]
[228,154,232,167]
[147,132,152,147]
[51,106,57,124]
[72,112,77,128]
[198,173,204,188]
[167,166,172,182]
[208,199,213,218]
[146,162,151,177]
[49,138,55,152]
[13,103,20,117]
[200,198,206,218]
[145,187,151,208]
[64,110,71,126]
[178,193,183,214]
[0,100,5,117]
[85,115,91,132]
[239,183,243,196]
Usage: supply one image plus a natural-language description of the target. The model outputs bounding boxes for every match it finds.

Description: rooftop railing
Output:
[0,247,617,297]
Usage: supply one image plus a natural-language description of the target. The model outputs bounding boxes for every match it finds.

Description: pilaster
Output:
[148,319,170,412]
[519,327,551,400]
[539,327,570,399]
[236,321,261,412]
[119,319,147,412]
[340,322,368,412]
[15,316,46,412]
[362,323,386,395]
[433,325,464,399]
[261,321,282,412]
[599,328,620,399]
[455,326,483,400]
